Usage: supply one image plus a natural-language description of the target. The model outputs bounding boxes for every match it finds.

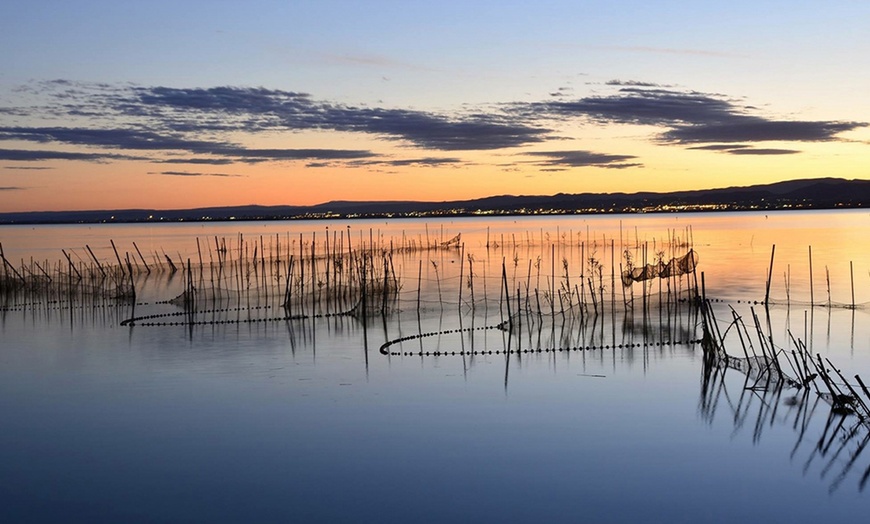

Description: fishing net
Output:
[722,354,800,389]
[441,233,461,248]
[621,249,698,287]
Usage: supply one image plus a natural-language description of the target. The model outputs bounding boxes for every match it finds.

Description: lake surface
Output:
[1,210,869,522]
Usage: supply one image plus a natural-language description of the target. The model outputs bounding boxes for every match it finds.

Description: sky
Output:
[1,0,869,213]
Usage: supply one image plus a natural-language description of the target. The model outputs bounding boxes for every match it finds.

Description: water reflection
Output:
[2,211,869,517]
[379,290,704,398]
[700,350,870,493]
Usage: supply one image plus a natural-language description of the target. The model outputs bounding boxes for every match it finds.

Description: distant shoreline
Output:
[0,204,865,226]
[2,177,867,225]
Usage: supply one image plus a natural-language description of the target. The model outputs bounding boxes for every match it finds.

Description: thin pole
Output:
[110,239,124,277]
[417,259,422,312]
[551,244,556,320]
[808,245,814,306]
[765,244,775,304]
[458,243,465,309]
[86,245,106,277]
[502,258,512,329]
[850,260,856,309]
[133,242,151,273]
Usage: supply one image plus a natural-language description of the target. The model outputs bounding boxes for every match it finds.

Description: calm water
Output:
[1,210,869,522]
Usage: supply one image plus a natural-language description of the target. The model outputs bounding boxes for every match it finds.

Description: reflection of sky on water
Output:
[2,315,867,521]
[1,210,869,521]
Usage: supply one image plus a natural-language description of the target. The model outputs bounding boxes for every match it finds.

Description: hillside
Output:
[1,177,868,224]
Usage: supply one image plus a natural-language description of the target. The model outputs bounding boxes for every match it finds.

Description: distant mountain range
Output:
[2,177,868,224]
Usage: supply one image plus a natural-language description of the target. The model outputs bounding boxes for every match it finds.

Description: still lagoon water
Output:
[1,210,869,522]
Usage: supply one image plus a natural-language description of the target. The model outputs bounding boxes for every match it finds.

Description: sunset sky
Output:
[2,0,869,212]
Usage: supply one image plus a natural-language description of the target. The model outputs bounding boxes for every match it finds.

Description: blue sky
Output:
[1,1,869,211]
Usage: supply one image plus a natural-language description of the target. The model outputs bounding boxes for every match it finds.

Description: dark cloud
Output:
[3,166,55,170]
[0,127,377,163]
[307,156,463,169]
[0,126,227,151]
[4,80,865,169]
[549,87,574,97]
[534,87,865,147]
[383,157,462,166]
[157,158,235,165]
[525,150,642,169]
[662,120,866,143]
[148,171,244,177]
[351,110,546,150]
[605,80,673,88]
[9,82,548,152]
[0,107,30,117]
[347,157,463,167]
[217,147,376,163]
[687,143,801,155]
[686,144,752,151]
[0,186,26,191]
[135,86,313,115]
[126,86,548,150]
[0,148,143,162]
[537,88,739,126]
[722,148,801,155]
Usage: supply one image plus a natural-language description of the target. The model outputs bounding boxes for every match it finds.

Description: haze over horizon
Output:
[2,1,869,213]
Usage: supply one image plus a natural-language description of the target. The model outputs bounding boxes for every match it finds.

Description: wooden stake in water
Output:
[126,254,136,301]
[361,257,368,320]
[382,255,389,316]
[610,239,615,312]
[468,255,475,312]
[86,245,106,278]
[502,259,512,329]
[458,243,465,310]
[825,266,831,307]
[765,244,775,304]
[551,244,556,321]
[62,249,82,280]
[0,242,9,282]
[808,245,814,306]
[850,260,856,309]
[325,228,330,315]
[133,242,150,273]
[284,255,293,316]
[416,259,422,312]
[110,239,124,278]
